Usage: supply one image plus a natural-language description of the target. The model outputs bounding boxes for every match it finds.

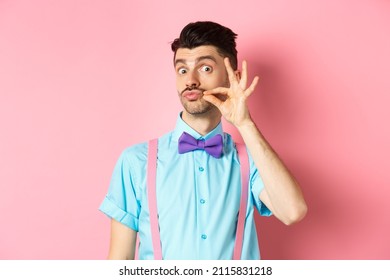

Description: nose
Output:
[186,70,200,88]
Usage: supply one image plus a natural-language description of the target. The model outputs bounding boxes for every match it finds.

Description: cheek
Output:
[219,71,230,87]
[176,76,184,91]
[211,69,229,87]
[212,75,229,88]
[199,72,221,85]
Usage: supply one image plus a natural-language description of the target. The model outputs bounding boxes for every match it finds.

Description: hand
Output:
[203,58,259,128]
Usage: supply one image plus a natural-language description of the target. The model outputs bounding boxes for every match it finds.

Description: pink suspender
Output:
[147,138,162,259]
[233,143,249,260]
[144,139,249,260]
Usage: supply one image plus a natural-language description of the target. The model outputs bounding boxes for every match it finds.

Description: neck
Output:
[181,108,222,136]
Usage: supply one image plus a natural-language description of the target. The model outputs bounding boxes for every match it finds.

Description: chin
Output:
[182,100,214,115]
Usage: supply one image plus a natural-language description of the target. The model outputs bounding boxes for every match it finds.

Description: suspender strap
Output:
[233,143,250,260]
[134,233,140,260]
[147,138,162,260]
[146,139,249,260]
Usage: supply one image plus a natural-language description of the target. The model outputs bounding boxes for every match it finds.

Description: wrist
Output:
[236,118,255,131]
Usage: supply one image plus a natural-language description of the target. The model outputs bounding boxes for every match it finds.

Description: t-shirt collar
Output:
[172,112,224,142]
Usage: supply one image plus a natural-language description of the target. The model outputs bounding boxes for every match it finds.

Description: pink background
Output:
[1,0,389,259]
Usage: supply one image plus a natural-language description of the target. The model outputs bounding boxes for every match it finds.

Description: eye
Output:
[177,68,187,75]
[200,65,212,72]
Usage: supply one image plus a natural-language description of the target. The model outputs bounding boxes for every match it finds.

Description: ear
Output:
[235,70,241,80]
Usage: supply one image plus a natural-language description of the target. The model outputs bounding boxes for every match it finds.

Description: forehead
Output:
[175,45,224,65]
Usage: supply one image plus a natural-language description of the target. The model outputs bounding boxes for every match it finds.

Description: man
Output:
[99,21,307,260]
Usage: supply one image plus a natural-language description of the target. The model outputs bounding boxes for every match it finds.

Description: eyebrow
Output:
[174,55,218,66]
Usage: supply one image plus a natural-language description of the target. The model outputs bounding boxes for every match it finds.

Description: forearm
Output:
[237,120,307,225]
[108,219,137,259]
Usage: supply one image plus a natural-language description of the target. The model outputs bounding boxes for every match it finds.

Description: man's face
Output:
[174,45,230,115]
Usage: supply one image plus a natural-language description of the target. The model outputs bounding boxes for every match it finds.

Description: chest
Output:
[153,149,242,216]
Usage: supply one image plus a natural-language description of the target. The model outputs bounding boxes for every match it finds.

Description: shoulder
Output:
[119,131,173,163]
[222,132,235,149]
[121,142,148,162]
[222,132,241,160]
[222,133,256,170]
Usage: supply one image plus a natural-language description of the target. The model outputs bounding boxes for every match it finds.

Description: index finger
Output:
[240,60,248,89]
[224,57,238,84]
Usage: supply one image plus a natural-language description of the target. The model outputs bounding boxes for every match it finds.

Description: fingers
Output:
[204,75,259,98]
[245,76,260,97]
[225,59,251,90]
[203,87,229,95]
[240,60,248,89]
[207,59,259,98]
[202,94,223,109]
[224,57,237,85]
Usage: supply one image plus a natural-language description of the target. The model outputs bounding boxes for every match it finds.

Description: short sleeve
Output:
[249,152,272,217]
[99,149,142,231]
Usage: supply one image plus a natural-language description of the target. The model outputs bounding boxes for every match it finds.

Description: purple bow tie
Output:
[178,132,223,158]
